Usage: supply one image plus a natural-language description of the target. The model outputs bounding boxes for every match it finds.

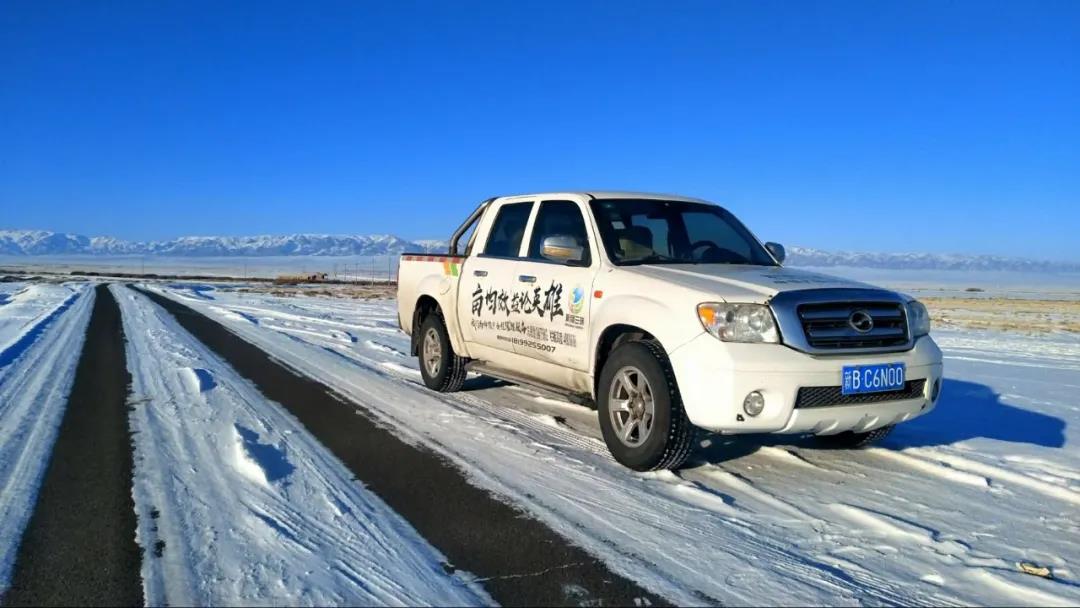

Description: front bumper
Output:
[667,333,944,434]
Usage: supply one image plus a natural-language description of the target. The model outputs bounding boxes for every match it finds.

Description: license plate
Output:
[842,363,906,395]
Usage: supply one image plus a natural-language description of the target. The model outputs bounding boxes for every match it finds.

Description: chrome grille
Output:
[797,302,908,350]
[795,379,926,409]
[770,288,916,355]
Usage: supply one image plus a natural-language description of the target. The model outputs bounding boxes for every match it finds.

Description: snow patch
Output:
[231,424,293,486]
[364,340,405,357]
[379,360,422,378]
[177,367,216,394]
[865,447,991,488]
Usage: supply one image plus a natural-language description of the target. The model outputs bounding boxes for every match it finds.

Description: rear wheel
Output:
[597,340,696,471]
[815,425,894,449]
[417,313,467,392]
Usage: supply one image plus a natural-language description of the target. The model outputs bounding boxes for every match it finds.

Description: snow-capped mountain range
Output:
[0,230,440,257]
[783,246,1079,273]
[0,229,1076,272]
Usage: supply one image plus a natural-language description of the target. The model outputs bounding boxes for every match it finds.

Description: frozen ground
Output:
[801,266,1080,301]
[4,256,1079,295]
[0,283,94,592]
[0,254,400,282]
[145,282,1080,606]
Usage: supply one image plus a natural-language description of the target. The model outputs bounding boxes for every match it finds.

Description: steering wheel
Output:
[689,240,720,259]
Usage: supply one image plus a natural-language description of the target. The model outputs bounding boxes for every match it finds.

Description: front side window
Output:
[483,201,533,257]
[589,199,777,266]
[527,200,591,265]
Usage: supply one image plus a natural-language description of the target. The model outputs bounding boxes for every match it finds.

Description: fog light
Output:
[931,378,942,401]
[743,391,765,417]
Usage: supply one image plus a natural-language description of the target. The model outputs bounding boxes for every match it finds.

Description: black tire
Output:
[597,339,696,471]
[417,313,467,392]
[815,425,894,449]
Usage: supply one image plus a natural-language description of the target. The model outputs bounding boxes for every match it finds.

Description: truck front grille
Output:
[795,379,926,409]
[797,302,909,350]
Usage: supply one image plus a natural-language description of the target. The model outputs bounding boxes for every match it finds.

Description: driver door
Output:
[513,199,598,371]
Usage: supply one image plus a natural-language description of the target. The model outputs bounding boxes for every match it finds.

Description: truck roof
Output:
[493,191,713,205]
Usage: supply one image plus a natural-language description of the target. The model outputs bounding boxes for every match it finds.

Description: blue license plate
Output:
[842,363,906,395]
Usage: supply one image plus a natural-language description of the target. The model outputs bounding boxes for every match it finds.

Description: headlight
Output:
[697,303,779,343]
[907,300,931,337]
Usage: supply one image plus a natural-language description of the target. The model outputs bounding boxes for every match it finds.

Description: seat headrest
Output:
[616,225,654,258]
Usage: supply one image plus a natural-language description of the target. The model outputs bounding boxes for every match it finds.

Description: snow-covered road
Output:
[112,285,491,606]
[148,283,1080,606]
[0,283,93,593]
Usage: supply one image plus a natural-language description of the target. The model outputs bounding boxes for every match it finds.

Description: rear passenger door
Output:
[514,199,597,371]
[457,199,534,356]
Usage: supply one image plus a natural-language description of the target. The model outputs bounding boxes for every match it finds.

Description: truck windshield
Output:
[589,199,778,266]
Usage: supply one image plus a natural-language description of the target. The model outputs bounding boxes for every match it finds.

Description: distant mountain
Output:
[0,230,91,255]
[785,246,1080,273]
[0,230,444,257]
[0,229,1076,272]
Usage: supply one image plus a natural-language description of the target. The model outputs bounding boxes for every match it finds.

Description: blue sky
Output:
[1,1,1077,260]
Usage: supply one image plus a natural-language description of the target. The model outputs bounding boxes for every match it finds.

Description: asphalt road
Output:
[137,286,664,607]
[3,285,143,607]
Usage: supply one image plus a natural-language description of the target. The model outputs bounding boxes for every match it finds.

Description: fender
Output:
[588,294,703,377]
[413,272,472,357]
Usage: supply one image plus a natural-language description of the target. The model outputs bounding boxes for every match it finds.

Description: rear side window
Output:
[483,202,533,257]
[527,200,591,265]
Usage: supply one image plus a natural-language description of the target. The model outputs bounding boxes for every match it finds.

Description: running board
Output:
[465,362,594,407]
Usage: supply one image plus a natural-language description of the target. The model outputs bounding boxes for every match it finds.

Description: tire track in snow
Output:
[0,286,80,370]
[898,448,1080,507]
[864,447,992,488]
[829,502,1077,606]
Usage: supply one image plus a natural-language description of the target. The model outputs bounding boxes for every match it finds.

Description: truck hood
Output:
[622,264,876,302]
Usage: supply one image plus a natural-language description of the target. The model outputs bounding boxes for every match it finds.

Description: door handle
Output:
[518,275,537,283]
[473,270,488,277]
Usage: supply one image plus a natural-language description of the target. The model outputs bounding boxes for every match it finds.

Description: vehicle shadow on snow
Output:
[886,378,1066,449]
[690,378,1066,465]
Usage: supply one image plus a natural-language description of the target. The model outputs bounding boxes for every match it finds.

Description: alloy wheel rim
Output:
[423,327,442,377]
[608,366,655,447]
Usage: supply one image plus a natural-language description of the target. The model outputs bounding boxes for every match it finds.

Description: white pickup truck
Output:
[397,192,943,471]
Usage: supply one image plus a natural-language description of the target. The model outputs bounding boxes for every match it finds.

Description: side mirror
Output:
[541,235,585,265]
[765,242,786,264]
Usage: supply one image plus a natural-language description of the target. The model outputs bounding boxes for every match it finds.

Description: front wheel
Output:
[597,340,696,471]
[417,313,467,392]
[814,425,894,449]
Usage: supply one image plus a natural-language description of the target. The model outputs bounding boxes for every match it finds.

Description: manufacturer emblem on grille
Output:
[848,309,874,333]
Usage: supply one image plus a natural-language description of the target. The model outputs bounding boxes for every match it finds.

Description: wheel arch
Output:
[411,295,442,356]
[593,323,659,398]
